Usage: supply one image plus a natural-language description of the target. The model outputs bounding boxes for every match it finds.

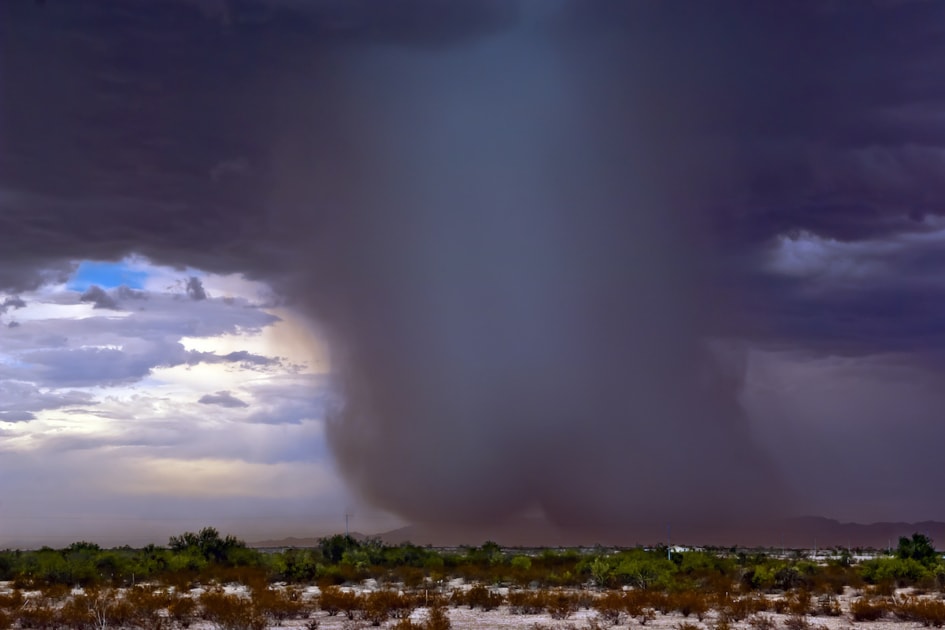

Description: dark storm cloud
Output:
[185,277,208,301]
[80,285,120,310]
[0,297,27,314]
[116,285,147,301]
[3,0,945,531]
[78,284,155,310]
[199,390,248,408]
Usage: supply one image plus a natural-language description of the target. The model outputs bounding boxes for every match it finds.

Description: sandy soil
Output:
[3,580,941,629]
[250,605,927,630]
[190,584,945,630]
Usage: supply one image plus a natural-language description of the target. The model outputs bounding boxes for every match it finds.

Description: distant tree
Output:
[319,534,359,564]
[168,527,248,564]
[897,533,938,566]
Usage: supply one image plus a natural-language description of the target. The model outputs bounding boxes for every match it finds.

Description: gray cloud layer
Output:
[199,390,249,408]
[3,0,945,532]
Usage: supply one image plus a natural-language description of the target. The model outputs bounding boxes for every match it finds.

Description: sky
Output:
[2,0,945,547]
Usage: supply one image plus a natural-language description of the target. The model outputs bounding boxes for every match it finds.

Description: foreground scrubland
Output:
[1,529,944,629]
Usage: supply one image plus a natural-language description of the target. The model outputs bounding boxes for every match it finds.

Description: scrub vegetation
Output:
[0,530,944,629]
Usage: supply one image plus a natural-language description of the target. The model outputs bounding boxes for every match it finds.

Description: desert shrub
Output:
[394,566,426,589]
[786,589,813,615]
[593,591,624,626]
[0,590,23,609]
[547,590,580,620]
[712,615,731,630]
[815,594,842,616]
[392,610,457,630]
[359,590,413,626]
[638,607,657,625]
[672,590,710,620]
[864,581,895,597]
[168,594,197,628]
[892,595,945,626]
[508,589,547,614]
[423,603,452,630]
[160,569,200,591]
[814,565,854,595]
[199,589,266,630]
[748,594,771,614]
[319,585,361,618]
[715,594,766,622]
[850,597,887,621]
[625,588,663,615]
[650,590,671,613]
[413,589,448,610]
[207,565,269,590]
[36,583,70,601]
[56,596,95,630]
[748,613,777,630]
[315,565,346,587]
[914,598,945,627]
[125,585,173,627]
[10,575,34,590]
[456,584,503,610]
[87,588,135,629]
[126,584,172,608]
[253,585,310,621]
[17,598,56,630]
[676,622,702,630]
[574,589,596,610]
[360,593,391,626]
[0,610,9,630]
[783,614,810,630]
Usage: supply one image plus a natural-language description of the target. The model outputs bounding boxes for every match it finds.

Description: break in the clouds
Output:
[2,0,945,544]
[0,257,364,546]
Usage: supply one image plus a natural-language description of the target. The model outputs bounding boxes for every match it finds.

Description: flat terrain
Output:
[4,579,944,630]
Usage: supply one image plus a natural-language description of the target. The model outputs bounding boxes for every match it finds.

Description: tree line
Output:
[0,528,942,593]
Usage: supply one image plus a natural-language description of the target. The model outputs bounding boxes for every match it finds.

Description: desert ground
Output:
[3,578,944,630]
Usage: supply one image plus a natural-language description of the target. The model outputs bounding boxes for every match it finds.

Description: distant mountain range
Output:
[249,516,945,550]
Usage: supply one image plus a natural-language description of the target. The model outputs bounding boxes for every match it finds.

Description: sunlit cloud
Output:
[0,255,352,545]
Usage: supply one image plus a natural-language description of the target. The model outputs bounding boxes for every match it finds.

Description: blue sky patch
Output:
[68,260,149,291]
